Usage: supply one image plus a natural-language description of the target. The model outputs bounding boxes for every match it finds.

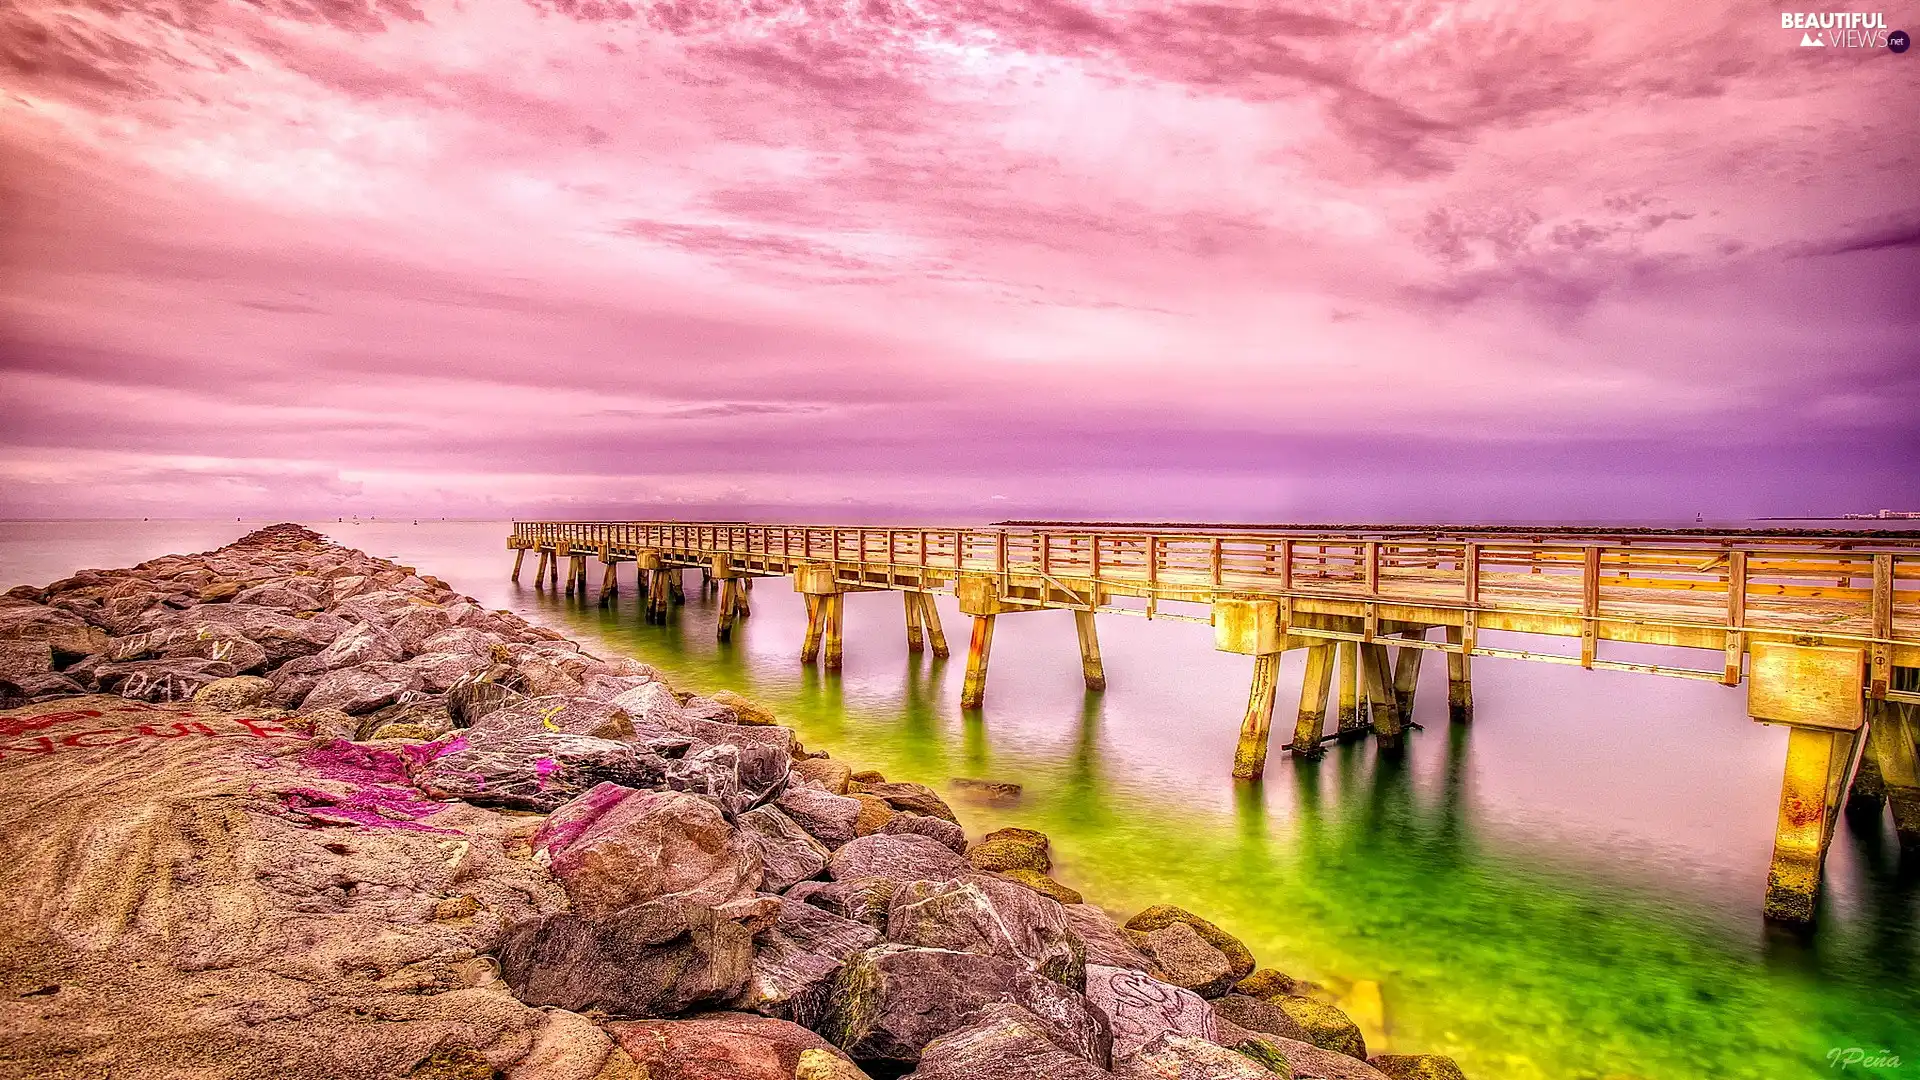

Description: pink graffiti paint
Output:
[278,785,459,834]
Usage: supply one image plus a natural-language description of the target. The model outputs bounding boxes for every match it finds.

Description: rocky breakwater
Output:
[0,524,1470,1080]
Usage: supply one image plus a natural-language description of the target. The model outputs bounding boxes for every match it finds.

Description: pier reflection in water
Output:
[3,519,1915,1080]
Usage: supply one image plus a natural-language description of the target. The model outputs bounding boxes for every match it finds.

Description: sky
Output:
[1,0,1916,523]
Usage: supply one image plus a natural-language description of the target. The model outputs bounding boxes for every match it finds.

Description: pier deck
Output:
[509,519,1920,924]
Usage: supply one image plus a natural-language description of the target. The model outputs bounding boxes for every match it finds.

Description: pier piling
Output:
[1233,652,1281,779]
[1074,610,1106,691]
[961,615,996,708]
[1290,644,1334,757]
[1336,642,1364,739]
[511,548,525,582]
[919,594,951,658]
[1446,625,1474,723]
[905,593,925,653]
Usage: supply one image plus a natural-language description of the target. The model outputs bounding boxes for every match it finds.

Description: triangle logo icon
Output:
[1801,31,1824,45]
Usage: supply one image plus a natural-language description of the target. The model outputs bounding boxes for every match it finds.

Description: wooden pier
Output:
[509,519,1920,924]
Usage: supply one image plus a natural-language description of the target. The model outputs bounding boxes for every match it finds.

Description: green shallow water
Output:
[3,520,1917,1080]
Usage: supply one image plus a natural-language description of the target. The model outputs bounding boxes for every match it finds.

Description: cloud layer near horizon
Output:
[2,0,1916,521]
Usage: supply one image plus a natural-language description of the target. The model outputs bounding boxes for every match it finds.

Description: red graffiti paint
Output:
[0,709,301,765]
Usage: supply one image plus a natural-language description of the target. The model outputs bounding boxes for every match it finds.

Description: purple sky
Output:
[2,0,1916,522]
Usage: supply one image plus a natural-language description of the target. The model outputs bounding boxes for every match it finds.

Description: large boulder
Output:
[886,874,1085,987]
[736,897,882,1028]
[738,804,830,892]
[792,757,854,794]
[406,651,492,694]
[902,1002,1111,1080]
[667,742,792,817]
[299,662,423,714]
[1126,906,1256,981]
[828,833,969,885]
[1138,923,1237,998]
[497,896,775,1019]
[607,1013,866,1080]
[823,945,1112,1068]
[413,732,671,812]
[883,813,967,854]
[388,604,454,654]
[968,827,1052,873]
[1114,1031,1282,1079]
[471,694,635,740]
[777,787,862,848]
[1264,998,1365,1060]
[92,657,236,702]
[533,785,762,917]
[445,678,528,727]
[861,781,958,823]
[787,877,898,932]
[1085,965,1220,1060]
[1209,996,1310,1046]
[1066,906,1156,972]
[192,675,273,711]
[610,1006,867,1076]
[312,621,405,670]
[1261,1037,1391,1079]
[419,625,500,657]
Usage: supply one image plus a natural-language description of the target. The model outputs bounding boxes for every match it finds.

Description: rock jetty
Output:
[0,524,1470,1080]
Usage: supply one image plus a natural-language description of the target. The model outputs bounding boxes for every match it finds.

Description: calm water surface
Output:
[4,520,1917,1080]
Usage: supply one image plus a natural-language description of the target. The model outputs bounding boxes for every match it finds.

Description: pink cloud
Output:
[0,0,1915,521]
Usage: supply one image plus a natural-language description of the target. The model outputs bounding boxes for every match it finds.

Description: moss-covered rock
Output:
[369,722,442,741]
[967,828,1052,874]
[192,675,273,711]
[794,757,854,794]
[1235,967,1304,1002]
[712,689,779,725]
[1272,996,1367,1059]
[851,769,887,785]
[1370,1054,1468,1080]
[994,868,1083,905]
[852,793,896,836]
[1124,904,1256,980]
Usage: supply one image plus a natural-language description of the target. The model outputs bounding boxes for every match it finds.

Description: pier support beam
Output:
[1362,644,1404,752]
[1336,642,1364,739]
[717,578,741,642]
[905,592,925,654]
[511,548,526,583]
[800,596,824,664]
[1289,644,1335,757]
[1074,610,1106,691]
[961,615,996,709]
[599,561,618,606]
[532,550,550,589]
[1233,652,1281,779]
[1750,642,1867,923]
[1445,625,1474,724]
[1866,698,1920,850]
[919,594,950,658]
[822,594,846,671]
[1393,631,1425,719]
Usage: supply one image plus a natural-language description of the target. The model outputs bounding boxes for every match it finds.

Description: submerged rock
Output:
[1368,1055,1466,1080]
[968,827,1052,873]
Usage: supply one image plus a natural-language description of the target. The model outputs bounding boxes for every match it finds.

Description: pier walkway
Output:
[509,519,1920,924]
